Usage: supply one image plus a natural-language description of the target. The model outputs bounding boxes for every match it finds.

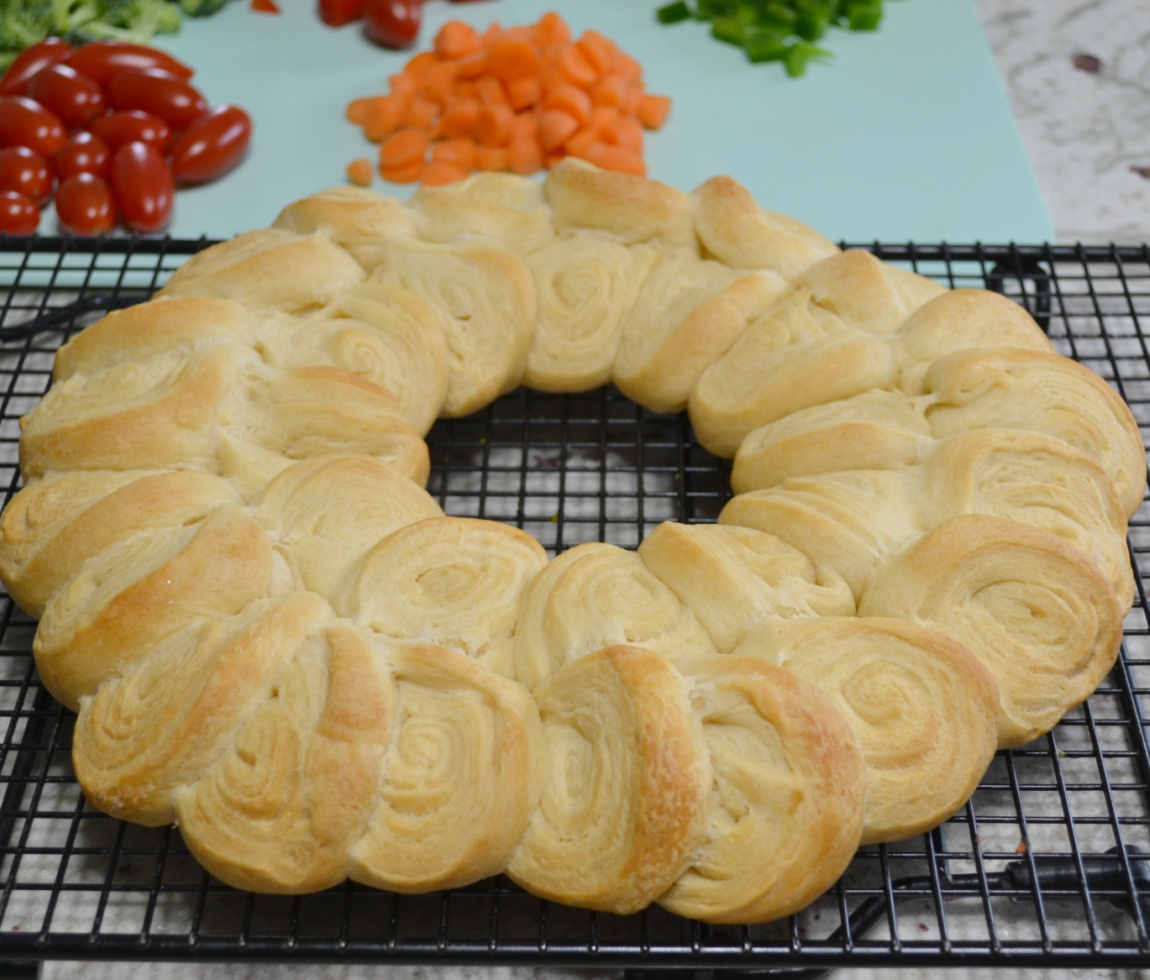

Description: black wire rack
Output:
[0,236,1147,978]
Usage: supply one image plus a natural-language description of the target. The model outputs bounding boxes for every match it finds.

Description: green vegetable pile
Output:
[0,0,235,68]
[656,0,892,77]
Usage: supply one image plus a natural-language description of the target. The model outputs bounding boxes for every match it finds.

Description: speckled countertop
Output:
[32,3,1150,979]
[974,0,1150,243]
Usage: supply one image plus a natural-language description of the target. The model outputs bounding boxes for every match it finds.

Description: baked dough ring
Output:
[659,656,866,924]
[176,622,389,893]
[638,521,855,654]
[369,237,536,417]
[335,516,547,678]
[255,454,443,597]
[732,616,999,845]
[860,514,1125,748]
[513,542,717,691]
[523,233,652,393]
[507,645,711,915]
[924,348,1145,518]
[350,639,544,894]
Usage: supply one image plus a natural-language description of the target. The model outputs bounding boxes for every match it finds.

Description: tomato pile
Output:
[0,39,252,236]
[319,0,485,50]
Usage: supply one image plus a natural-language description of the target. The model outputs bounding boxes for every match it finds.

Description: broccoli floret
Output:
[0,0,53,51]
[81,0,182,42]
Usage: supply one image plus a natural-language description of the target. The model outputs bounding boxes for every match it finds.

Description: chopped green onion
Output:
[711,15,747,45]
[745,27,788,62]
[846,0,883,29]
[656,1,693,24]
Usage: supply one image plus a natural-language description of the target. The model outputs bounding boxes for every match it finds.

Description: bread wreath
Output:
[1,160,1140,920]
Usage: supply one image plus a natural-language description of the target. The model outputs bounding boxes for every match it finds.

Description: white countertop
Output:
[34,3,1150,979]
[974,0,1150,243]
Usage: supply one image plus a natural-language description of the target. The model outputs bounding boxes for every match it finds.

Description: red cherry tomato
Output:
[53,131,111,181]
[55,173,115,234]
[0,96,66,157]
[364,0,421,48]
[319,0,364,26]
[0,191,39,234]
[64,41,194,86]
[0,39,73,97]
[110,141,173,233]
[107,68,208,129]
[251,0,281,10]
[0,147,52,204]
[170,105,252,185]
[26,64,106,129]
[88,110,172,152]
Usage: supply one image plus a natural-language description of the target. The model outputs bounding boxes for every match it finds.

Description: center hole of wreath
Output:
[423,384,730,557]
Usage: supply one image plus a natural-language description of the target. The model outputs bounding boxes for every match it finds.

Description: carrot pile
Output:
[345,11,672,187]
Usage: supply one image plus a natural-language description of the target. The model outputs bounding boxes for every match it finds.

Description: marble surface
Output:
[973,0,1150,243]
[28,4,1150,980]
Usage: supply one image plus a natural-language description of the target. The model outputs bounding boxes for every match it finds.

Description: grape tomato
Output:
[89,110,172,153]
[0,191,39,234]
[0,147,52,203]
[170,105,252,184]
[110,142,174,233]
[319,0,365,26]
[107,69,208,129]
[65,42,194,86]
[0,97,66,158]
[53,132,111,182]
[364,0,422,48]
[0,39,73,97]
[56,173,115,235]
[26,65,106,129]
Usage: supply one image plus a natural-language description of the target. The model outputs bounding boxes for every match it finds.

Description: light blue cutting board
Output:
[37,0,1054,243]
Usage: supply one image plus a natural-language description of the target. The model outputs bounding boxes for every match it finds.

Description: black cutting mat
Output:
[0,239,1146,973]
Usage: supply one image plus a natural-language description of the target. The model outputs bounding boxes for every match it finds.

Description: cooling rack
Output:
[0,237,1147,980]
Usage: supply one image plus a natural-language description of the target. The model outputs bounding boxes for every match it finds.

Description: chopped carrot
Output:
[345,11,669,186]
[424,62,459,106]
[422,161,470,186]
[588,104,621,131]
[508,135,543,175]
[346,97,377,125]
[432,137,478,172]
[584,143,645,177]
[381,160,425,184]
[535,11,572,46]
[364,95,403,142]
[637,93,672,130]
[380,128,429,170]
[544,84,592,125]
[476,145,509,171]
[539,109,579,151]
[476,103,516,146]
[456,50,489,80]
[476,76,507,106]
[251,0,280,12]
[577,31,615,76]
[604,115,644,156]
[436,99,481,140]
[347,158,373,186]
[558,45,598,89]
[388,73,416,110]
[592,75,626,109]
[405,52,439,85]
[403,96,439,132]
[488,37,539,82]
[622,81,644,116]
[505,74,542,112]
[564,125,599,160]
[612,50,643,83]
[512,112,539,140]
[435,20,482,60]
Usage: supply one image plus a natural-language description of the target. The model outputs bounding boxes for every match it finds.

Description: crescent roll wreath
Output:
[0,159,1141,921]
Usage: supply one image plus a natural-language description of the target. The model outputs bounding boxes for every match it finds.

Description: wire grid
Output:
[0,238,1144,970]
